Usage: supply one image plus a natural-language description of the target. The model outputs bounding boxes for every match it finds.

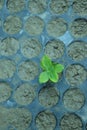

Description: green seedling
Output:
[39,55,64,83]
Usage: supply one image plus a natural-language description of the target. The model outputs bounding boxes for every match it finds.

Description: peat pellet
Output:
[24,16,44,36]
[49,0,69,15]
[7,108,32,130]
[0,82,12,102]
[18,61,38,81]
[63,88,85,111]
[3,16,22,34]
[28,0,47,14]
[7,0,25,13]
[39,85,59,108]
[0,59,16,79]
[65,64,87,86]
[0,37,19,56]
[0,106,9,130]
[44,39,65,59]
[36,110,56,130]
[72,0,87,16]
[21,38,42,58]
[13,83,36,105]
[67,41,87,61]
[46,18,67,37]
[60,113,83,130]
[69,18,87,38]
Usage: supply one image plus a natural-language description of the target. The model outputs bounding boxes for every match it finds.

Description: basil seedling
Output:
[39,55,64,83]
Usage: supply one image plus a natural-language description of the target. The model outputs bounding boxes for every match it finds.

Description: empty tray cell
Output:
[60,113,83,130]
[0,37,19,56]
[24,16,44,36]
[18,60,39,81]
[72,0,87,16]
[46,18,67,37]
[21,37,42,58]
[13,83,36,105]
[28,0,47,14]
[6,0,26,13]
[38,85,59,108]
[67,41,87,61]
[3,15,22,35]
[0,59,16,79]
[44,39,65,59]
[63,88,85,111]
[0,82,12,103]
[49,0,69,15]
[36,110,56,130]
[69,18,87,38]
[7,108,32,130]
[65,64,87,86]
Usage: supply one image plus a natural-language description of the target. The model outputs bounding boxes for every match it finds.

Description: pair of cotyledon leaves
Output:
[39,55,64,83]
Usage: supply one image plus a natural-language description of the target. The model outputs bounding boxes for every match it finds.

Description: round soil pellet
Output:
[13,83,36,105]
[72,0,87,16]
[67,41,87,61]
[7,0,25,13]
[0,0,4,9]
[39,85,59,108]
[46,18,67,37]
[7,108,32,130]
[0,82,12,102]
[60,113,83,130]
[63,88,85,111]
[69,18,87,38]
[0,59,16,79]
[49,0,69,15]
[3,15,22,34]
[36,110,56,130]
[24,16,44,36]
[18,60,38,81]
[21,38,42,58]
[65,64,87,86]
[44,39,65,59]
[0,37,19,56]
[28,0,47,14]
[0,106,9,130]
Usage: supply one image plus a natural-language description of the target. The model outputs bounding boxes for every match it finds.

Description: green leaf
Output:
[39,55,64,84]
[39,71,49,83]
[49,71,59,83]
[54,64,64,73]
[40,55,52,71]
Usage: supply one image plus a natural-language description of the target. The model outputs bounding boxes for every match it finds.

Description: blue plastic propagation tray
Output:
[0,0,87,130]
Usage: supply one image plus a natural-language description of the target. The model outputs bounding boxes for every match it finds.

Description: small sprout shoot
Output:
[39,55,64,83]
